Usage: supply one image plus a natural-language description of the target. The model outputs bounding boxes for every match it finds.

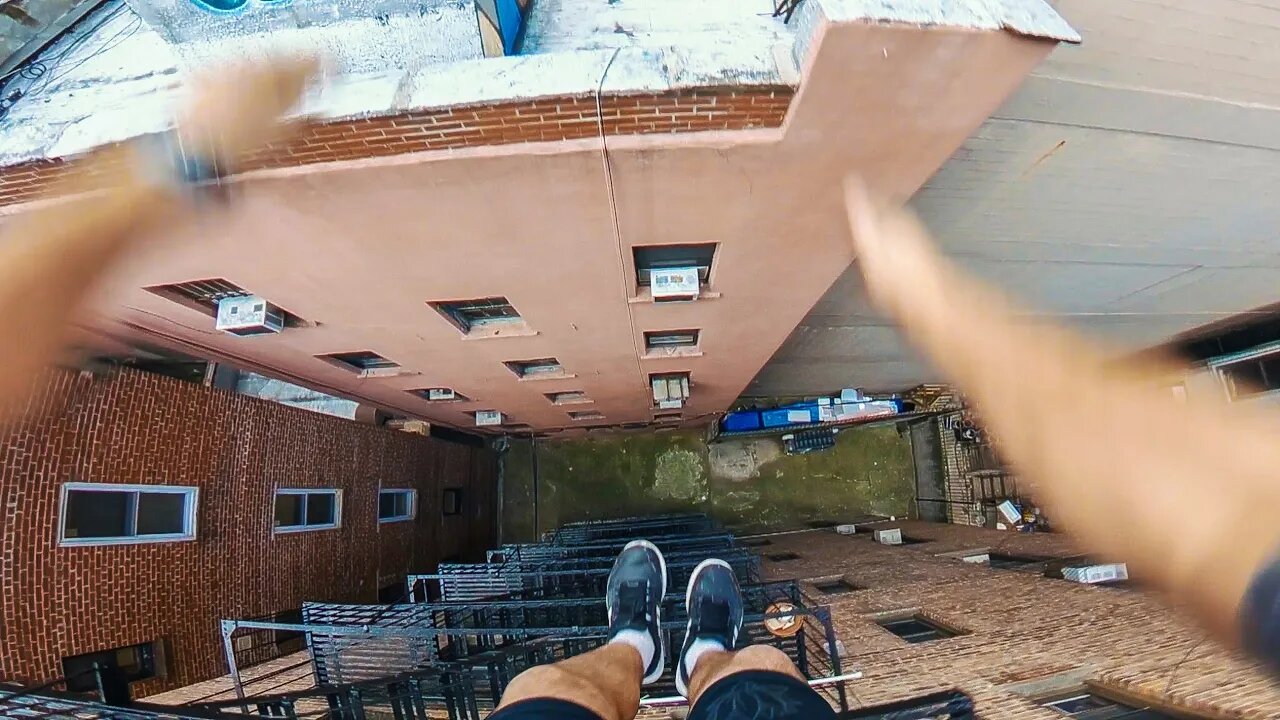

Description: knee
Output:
[730,644,803,678]
[505,664,574,693]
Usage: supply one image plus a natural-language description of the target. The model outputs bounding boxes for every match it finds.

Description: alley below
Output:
[500,423,915,541]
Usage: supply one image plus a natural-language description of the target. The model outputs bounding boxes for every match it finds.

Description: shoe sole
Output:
[615,539,667,685]
[675,558,733,698]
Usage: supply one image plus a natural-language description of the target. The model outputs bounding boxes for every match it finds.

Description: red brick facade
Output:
[0,367,498,696]
[762,521,1278,719]
[0,86,794,209]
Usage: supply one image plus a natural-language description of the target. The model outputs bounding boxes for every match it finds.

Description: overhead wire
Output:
[0,1,133,96]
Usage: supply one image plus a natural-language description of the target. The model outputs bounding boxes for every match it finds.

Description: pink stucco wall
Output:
[82,21,1052,434]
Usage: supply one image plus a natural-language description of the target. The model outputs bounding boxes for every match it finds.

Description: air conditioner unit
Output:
[873,528,902,545]
[475,410,503,427]
[216,295,284,336]
[650,267,701,300]
[652,374,691,409]
[427,388,457,401]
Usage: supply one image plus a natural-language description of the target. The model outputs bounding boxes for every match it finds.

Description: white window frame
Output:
[378,489,417,524]
[59,483,198,547]
[273,489,342,533]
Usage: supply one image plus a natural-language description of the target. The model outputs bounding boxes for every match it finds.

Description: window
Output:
[379,581,406,603]
[878,616,955,643]
[62,642,159,691]
[319,351,400,376]
[274,489,341,532]
[145,278,302,326]
[988,553,1043,569]
[442,488,463,517]
[410,388,469,402]
[505,358,566,379]
[644,329,700,351]
[378,489,417,523]
[633,244,716,287]
[1040,692,1178,719]
[1219,350,1280,399]
[545,391,591,405]
[813,578,860,594]
[767,552,800,562]
[431,297,523,333]
[568,410,605,421]
[60,484,197,546]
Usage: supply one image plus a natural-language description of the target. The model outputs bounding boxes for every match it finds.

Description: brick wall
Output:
[0,367,499,696]
[760,521,1279,719]
[0,86,794,209]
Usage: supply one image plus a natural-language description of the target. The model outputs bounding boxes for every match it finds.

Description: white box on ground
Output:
[874,528,902,545]
[650,267,701,300]
[836,524,857,535]
[962,553,991,564]
[996,499,1022,525]
[1063,563,1128,584]
[475,410,503,426]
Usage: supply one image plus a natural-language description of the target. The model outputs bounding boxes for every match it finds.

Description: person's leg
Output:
[676,559,836,720]
[493,643,643,720]
[490,540,668,720]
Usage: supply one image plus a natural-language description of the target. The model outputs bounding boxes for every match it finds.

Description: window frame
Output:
[505,358,567,380]
[58,483,199,547]
[876,614,958,644]
[378,488,418,524]
[632,244,718,287]
[1038,689,1184,719]
[442,487,463,517]
[644,329,701,350]
[318,351,400,377]
[273,488,343,534]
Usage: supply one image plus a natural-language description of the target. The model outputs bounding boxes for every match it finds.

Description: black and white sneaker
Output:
[606,539,668,685]
[675,559,744,698]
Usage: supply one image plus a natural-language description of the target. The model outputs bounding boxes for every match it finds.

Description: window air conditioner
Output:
[216,296,284,336]
[650,267,700,300]
[475,410,503,427]
[427,388,457,401]
[652,374,691,410]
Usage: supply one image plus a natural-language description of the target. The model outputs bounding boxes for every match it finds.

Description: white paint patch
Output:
[0,0,1077,166]
[817,0,1079,43]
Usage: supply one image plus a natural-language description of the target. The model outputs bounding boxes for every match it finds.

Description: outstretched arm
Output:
[0,58,317,419]
[844,179,1280,645]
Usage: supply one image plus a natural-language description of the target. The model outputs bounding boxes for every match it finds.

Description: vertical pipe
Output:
[221,620,249,713]
[531,434,540,541]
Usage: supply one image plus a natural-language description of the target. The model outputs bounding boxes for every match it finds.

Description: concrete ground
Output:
[500,424,915,542]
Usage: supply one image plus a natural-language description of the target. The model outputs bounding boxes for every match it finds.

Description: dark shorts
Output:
[1243,553,1280,668]
[489,670,835,720]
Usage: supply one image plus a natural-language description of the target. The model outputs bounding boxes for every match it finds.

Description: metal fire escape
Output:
[1,513,975,720]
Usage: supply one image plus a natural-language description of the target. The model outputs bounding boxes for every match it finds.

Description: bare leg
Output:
[495,643,642,720]
[685,645,804,707]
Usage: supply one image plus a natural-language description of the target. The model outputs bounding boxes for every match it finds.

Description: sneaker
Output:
[675,559,744,698]
[606,539,668,685]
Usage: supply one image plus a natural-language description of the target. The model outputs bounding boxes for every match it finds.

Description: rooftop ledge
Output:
[0,0,1077,166]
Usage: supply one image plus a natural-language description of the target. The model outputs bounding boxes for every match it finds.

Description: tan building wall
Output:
[0,14,1062,436]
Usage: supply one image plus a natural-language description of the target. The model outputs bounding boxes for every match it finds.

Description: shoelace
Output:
[616,581,651,624]
[695,596,731,638]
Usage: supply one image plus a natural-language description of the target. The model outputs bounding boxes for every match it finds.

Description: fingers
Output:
[174,55,323,171]
[842,174,941,314]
